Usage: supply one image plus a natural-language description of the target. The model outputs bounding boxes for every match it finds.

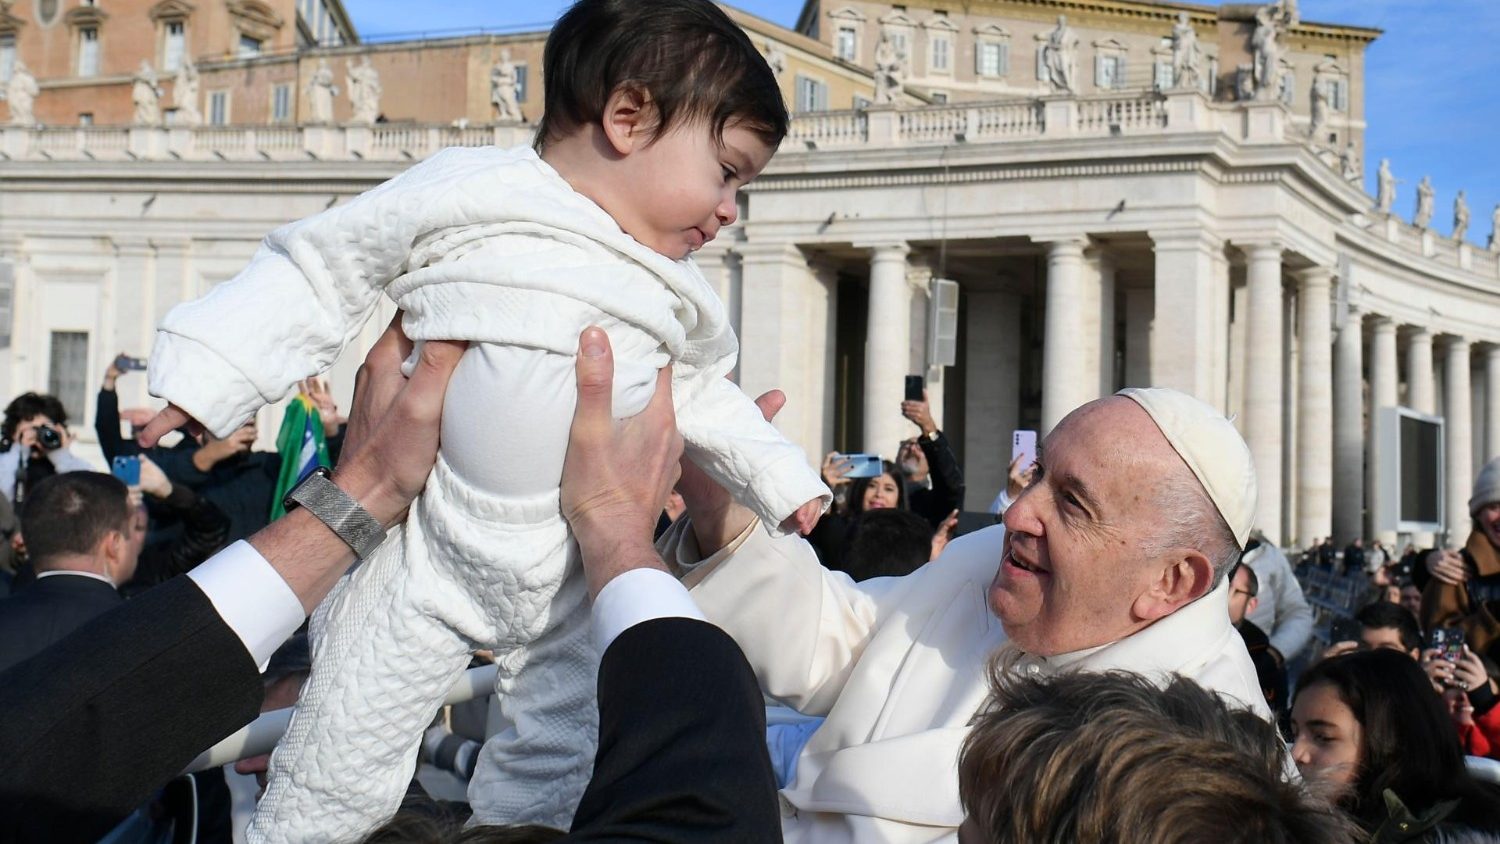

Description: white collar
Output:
[36,569,116,586]
[1010,576,1235,679]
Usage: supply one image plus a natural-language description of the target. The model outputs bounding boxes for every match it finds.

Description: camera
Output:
[34,425,62,451]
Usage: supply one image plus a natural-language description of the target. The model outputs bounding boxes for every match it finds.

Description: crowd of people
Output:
[3,1,1500,843]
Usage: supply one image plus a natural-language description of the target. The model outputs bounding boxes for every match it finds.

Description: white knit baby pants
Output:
[248,344,645,843]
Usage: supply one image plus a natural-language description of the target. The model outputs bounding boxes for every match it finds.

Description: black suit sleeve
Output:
[0,576,265,843]
[568,617,781,843]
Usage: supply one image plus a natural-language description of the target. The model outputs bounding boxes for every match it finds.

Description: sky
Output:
[346,0,1500,245]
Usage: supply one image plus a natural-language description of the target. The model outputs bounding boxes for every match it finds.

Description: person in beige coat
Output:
[661,387,1270,843]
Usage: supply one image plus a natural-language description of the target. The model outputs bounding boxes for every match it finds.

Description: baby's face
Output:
[608,121,775,261]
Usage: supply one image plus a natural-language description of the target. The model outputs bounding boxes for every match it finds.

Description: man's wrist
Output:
[576,532,669,599]
[330,463,404,529]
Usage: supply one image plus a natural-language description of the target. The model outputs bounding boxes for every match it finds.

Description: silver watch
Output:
[284,466,388,559]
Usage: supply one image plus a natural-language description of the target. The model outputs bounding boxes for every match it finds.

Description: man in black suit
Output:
[0,322,778,843]
[0,472,141,673]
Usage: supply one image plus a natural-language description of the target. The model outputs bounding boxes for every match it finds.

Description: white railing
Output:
[972,100,1044,139]
[899,104,970,143]
[440,125,498,148]
[788,109,868,148]
[372,124,432,153]
[1076,93,1167,134]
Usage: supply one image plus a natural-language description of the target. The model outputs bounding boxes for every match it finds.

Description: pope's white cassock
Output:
[659,387,1270,844]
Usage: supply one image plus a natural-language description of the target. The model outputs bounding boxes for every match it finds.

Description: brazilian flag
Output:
[270,393,332,521]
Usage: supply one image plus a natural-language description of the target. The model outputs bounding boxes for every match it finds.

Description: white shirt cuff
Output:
[187,540,306,671]
[591,567,706,655]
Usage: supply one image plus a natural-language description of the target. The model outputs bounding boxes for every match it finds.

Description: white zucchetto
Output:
[1117,387,1258,548]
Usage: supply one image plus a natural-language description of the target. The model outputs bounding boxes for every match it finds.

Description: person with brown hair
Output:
[957,669,1353,844]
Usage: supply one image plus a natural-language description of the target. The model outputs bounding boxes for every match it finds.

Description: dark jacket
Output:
[1420,531,1500,664]
[907,431,964,529]
[1236,619,1287,721]
[0,582,780,844]
[0,573,122,673]
[124,485,232,595]
[154,427,341,543]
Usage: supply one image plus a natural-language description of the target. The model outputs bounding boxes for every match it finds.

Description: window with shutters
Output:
[514,65,529,102]
[1154,59,1173,91]
[238,35,261,57]
[272,84,291,122]
[78,27,99,77]
[209,90,228,125]
[1329,77,1348,111]
[78,112,93,125]
[1207,56,1219,96]
[795,74,828,112]
[0,35,13,83]
[48,332,88,423]
[163,21,186,72]
[1095,54,1126,90]
[929,33,950,73]
[976,41,1008,78]
[836,26,857,61]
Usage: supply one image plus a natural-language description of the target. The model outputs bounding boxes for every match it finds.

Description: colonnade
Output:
[828,235,1500,547]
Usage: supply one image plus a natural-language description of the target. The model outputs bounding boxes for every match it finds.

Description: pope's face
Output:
[990,398,1193,656]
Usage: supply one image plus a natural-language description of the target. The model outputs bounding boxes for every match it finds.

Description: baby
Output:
[146,1,829,841]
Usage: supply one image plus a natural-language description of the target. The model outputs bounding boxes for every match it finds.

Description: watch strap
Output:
[285,467,388,559]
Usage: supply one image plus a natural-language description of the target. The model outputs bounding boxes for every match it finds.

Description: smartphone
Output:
[1011,430,1038,474]
[904,375,925,402]
[1329,617,1363,645]
[1428,626,1465,662]
[834,453,885,479]
[111,455,141,486]
[114,355,148,372]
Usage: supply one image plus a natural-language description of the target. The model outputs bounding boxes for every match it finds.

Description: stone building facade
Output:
[1,0,1496,551]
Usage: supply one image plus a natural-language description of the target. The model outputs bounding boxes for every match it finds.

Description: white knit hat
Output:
[1116,387,1258,548]
[1472,457,1500,516]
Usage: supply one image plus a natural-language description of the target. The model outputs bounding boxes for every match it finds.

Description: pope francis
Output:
[660,387,1270,843]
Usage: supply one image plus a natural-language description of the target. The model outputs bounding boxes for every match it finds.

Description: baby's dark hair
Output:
[534,0,788,152]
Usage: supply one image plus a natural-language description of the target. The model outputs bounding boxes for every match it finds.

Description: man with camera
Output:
[0,392,91,506]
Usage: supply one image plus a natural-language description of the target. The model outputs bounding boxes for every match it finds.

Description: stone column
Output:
[1296,267,1334,548]
[1150,231,1221,402]
[1444,337,1473,544]
[1407,327,1435,414]
[740,242,820,457]
[1486,345,1500,464]
[863,242,912,456]
[1041,237,1090,434]
[1241,242,1285,544]
[1367,317,1398,542]
[1095,252,1117,396]
[1332,307,1364,544]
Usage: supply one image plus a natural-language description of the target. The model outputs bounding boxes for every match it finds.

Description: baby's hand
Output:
[779,498,824,536]
[137,402,205,447]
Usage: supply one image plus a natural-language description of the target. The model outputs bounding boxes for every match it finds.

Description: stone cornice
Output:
[754,156,1206,192]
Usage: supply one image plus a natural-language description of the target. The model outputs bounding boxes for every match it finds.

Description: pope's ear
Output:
[1132,550,1214,622]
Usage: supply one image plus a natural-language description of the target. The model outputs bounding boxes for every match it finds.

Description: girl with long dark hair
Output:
[1290,649,1500,842]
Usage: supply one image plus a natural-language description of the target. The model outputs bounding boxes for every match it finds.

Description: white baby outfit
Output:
[148,146,830,843]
